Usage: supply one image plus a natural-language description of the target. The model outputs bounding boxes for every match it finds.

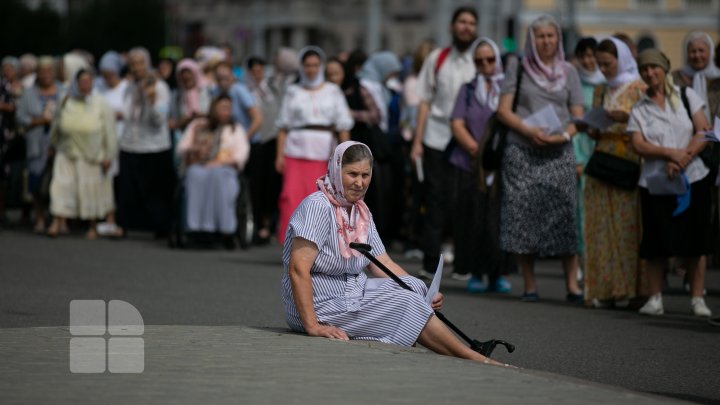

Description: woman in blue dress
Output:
[281,141,505,364]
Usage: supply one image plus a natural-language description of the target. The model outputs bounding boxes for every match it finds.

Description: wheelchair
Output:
[168,170,254,250]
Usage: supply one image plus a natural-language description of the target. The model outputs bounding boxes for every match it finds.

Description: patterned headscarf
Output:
[316,141,373,259]
[471,37,505,110]
[521,15,570,92]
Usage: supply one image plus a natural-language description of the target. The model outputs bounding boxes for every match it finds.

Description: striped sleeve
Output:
[288,196,331,248]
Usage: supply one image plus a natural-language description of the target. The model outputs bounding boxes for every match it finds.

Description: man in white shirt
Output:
[410,6,478,277]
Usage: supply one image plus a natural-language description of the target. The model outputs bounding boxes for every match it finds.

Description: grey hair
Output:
[342,144,374,166]
[128,47,152,69]
[530,15,560,33]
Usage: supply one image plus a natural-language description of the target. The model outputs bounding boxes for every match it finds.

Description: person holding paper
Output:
[583,38,648,309]
[628,49,714,317]
[448,37,514,293]
[496,15,584,303]
[282,141,504,365]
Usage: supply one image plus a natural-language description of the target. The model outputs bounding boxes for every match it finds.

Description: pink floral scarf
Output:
[316,141,372,259]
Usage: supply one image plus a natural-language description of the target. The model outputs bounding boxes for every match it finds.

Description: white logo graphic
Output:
[69,300,144,373]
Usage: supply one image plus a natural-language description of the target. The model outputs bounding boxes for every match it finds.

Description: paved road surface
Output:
[0,230,718,403]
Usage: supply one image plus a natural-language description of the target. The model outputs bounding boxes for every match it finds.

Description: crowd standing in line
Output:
[0,6,716,320]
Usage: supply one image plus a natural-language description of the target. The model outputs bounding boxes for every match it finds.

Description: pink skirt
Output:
[277,157,327,244]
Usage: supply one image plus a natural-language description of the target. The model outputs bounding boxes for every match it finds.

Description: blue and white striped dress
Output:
[281,191,434,346]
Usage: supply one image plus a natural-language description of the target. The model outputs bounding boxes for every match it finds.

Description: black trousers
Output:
[116,150,176,234]
[421,146,456,271]
[453,167,514,280]
[247,139,282,235]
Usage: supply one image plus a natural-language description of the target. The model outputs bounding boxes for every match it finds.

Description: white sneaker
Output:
[418,269,435,280]
[441,243,454,265]
[450,272,471,281]
[639,294,664,316]
[691,297,712,317]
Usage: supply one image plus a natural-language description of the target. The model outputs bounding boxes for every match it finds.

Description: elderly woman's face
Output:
[2,63,17,80]
[128,54,148,79]
[533,25,559,62]
[474,44,496,77]
[179,68,196,89]
[77,72,93,96]
[36,64,55,87]
[688,39,710,71]
[302,54,322,82]
[640,64,665,88]
[596,51,618,80]
[341,159,372,203]
[325,61,344,86]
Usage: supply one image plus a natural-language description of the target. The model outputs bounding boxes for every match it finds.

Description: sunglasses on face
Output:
[474,57,496,65]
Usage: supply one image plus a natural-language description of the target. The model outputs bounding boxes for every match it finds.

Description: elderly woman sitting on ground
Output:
[281,141,508,365]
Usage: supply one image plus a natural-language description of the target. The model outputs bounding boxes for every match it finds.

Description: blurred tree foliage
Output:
[1,0,165,61]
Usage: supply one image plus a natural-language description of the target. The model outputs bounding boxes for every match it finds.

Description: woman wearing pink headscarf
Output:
[583,37,648,308]
[497,15,585,303]
[281,141,507,365]
[170,58,211,132]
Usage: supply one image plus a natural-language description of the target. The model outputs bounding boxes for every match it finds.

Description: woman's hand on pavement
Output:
[306,324,349,340]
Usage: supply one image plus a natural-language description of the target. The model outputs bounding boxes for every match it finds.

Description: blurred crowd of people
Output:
[0,6,716,317]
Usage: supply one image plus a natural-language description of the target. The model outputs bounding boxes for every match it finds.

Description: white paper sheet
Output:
[702,116,720,142]
[645,172,688,195]
[522,104,564,135]
[573,107,615,130]
[415,156,424,183]
[424,254,443,305]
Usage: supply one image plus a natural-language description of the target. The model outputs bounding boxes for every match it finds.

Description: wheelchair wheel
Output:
[236,175,254,249]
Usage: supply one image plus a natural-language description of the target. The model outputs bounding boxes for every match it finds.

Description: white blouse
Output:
[627,85,709,187]
[275,83,354,161]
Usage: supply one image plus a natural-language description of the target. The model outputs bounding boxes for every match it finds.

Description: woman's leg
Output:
[646,259,665,296]
[86,220,98,240]
[416,315,504,365]
[562,254,582,295]
[518,254,536,293]
[686,256,705,298]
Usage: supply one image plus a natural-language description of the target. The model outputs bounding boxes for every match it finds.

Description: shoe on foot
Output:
[691,297,712,317]
[521,292,539,302]
[490,277,512,293]
[450,272,471,281]
[418,269,435,280]
[639,294,664,316]
[566,292,584,304]
[592,298,612,309]
[467,277,487,293]
[614,298,630,308]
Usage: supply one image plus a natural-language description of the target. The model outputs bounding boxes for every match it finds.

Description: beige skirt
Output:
[49,152,114,220]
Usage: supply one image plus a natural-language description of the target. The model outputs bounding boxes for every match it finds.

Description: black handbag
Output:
[584,151,640,190]
[481,59,523,171]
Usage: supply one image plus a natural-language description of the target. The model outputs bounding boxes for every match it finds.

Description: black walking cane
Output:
[349,242,515,357]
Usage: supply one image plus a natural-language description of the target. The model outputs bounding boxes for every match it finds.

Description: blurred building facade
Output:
[24,0,720,67]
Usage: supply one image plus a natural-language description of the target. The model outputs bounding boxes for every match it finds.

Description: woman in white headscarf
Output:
[47,69,117,239]
[449,37,514,293]
[496,15,585,303]
[274,46,354,244]
[672,31,720,121]
[583,37,649,308]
